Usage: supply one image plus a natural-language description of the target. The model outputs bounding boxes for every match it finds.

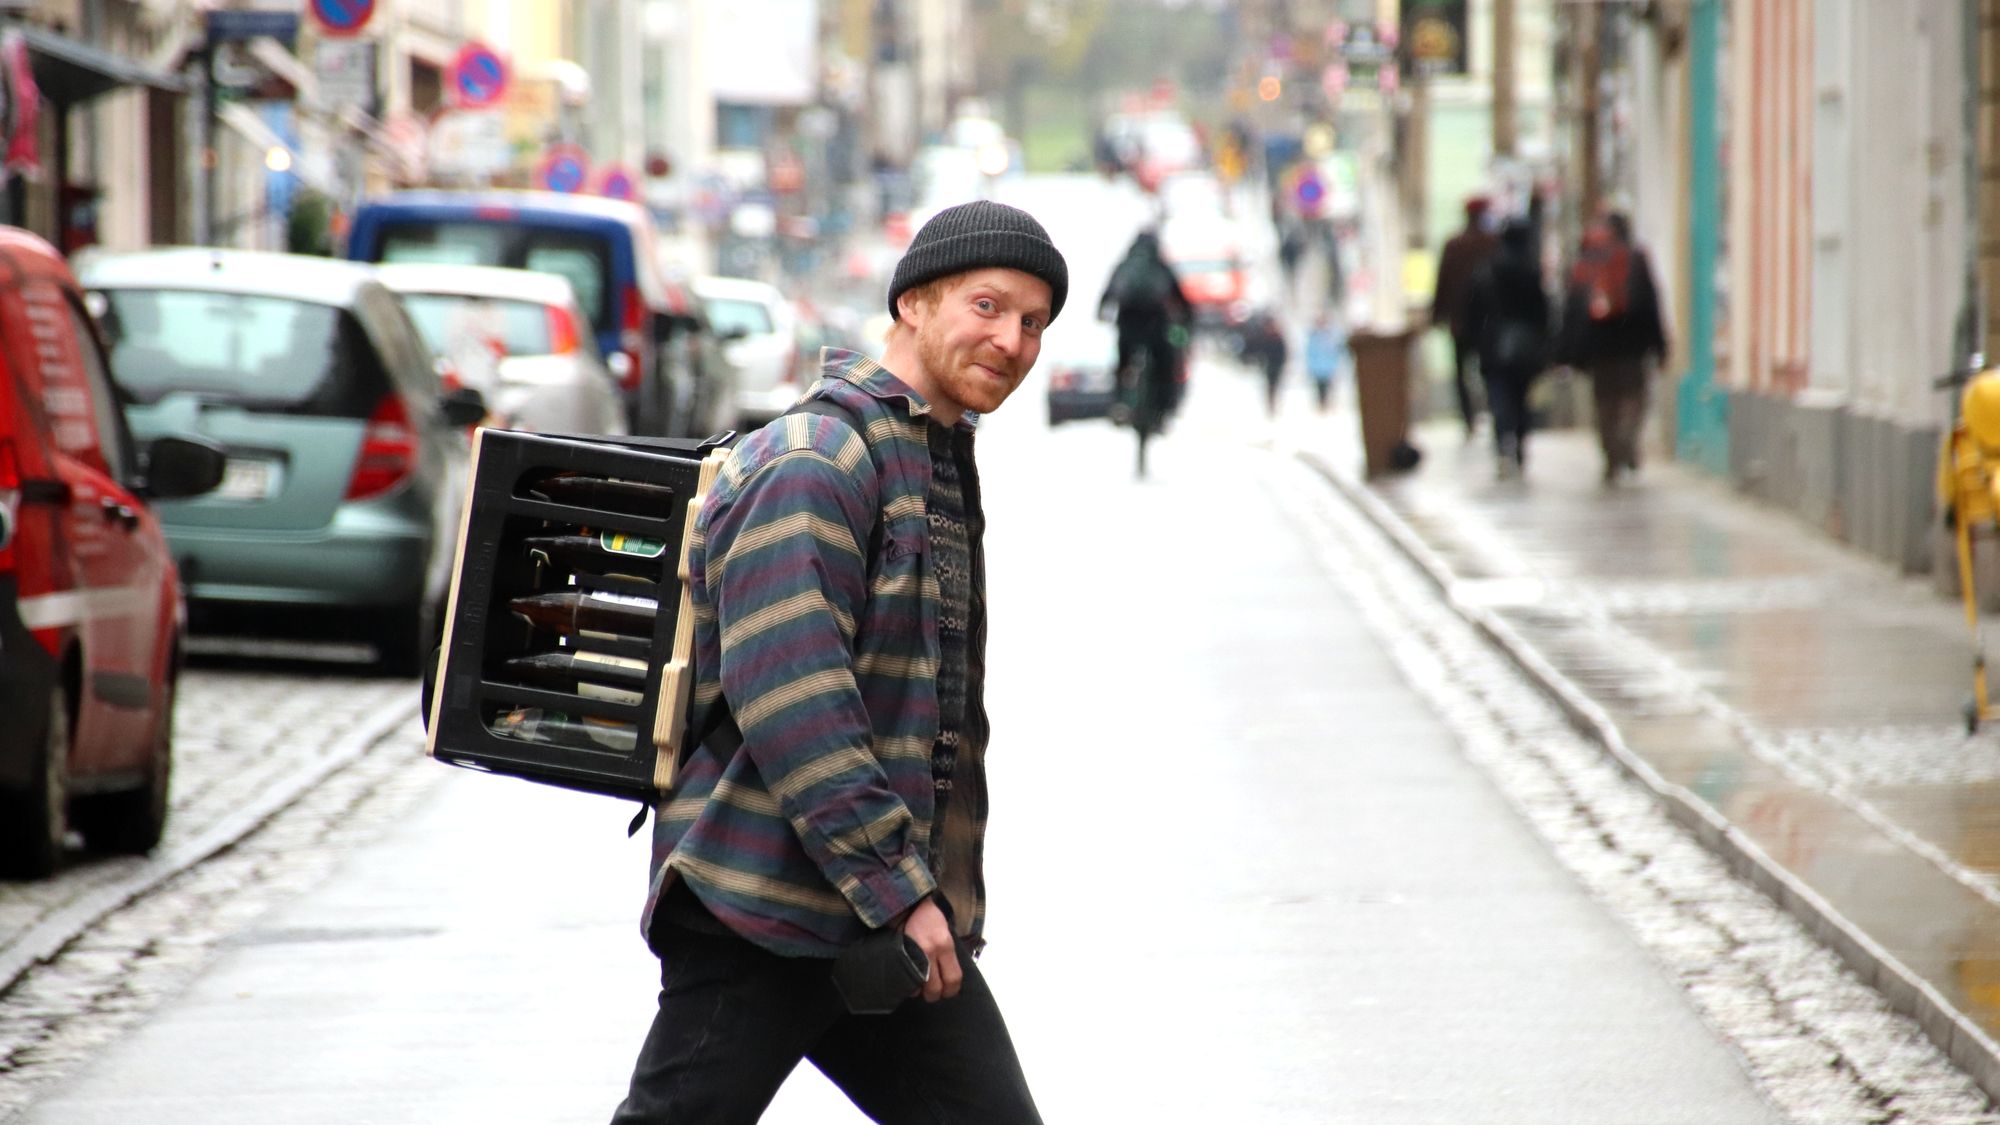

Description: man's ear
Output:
[894,289,926,326]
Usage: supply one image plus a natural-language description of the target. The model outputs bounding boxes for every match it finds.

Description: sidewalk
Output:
[1308,416,2000,1100]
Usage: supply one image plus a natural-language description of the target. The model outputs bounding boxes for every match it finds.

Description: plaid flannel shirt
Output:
[641,348,990,957]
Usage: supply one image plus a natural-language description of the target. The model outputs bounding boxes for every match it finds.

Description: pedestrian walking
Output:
[1304,310,1346,412]
[1557,211,1670,484]
[610,199,1066,1125]
[1241,309,1290,416]
[1463,218,1550,478]
[1430,195,1500,438]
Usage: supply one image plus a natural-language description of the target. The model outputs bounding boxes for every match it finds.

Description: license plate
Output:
[216,458,277,501]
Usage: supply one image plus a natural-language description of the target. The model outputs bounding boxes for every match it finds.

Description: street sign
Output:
[451,41,509,109]
[430,110,509,181]
[595,164,638,202]
[1401,0,1468,77]
[206,9,300,44]
[537,145,589,194]
[313,39,376,111]
[308,0,375,38]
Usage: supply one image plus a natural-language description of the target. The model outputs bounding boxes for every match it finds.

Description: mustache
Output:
[970,350,1023,379]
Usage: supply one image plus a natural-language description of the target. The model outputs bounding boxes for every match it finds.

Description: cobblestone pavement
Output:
[0,664,431,1120]
[1264,450,2000,1124]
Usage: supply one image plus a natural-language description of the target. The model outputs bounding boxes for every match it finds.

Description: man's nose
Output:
[991,319,1023,357]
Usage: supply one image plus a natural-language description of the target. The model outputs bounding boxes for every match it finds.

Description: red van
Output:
[0,228,223,878]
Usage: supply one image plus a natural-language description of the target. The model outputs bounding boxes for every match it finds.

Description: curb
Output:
[0,697,421,996]
[1299,450,2000,1103]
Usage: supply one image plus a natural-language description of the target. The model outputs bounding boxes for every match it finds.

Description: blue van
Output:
[344,190,732,438]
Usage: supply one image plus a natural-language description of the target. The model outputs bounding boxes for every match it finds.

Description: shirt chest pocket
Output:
[869,517,927,600]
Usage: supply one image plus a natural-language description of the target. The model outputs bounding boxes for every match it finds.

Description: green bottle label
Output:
[599,531,668,559]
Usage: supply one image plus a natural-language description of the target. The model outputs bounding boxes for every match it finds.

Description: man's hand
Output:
[901,898,962,1003]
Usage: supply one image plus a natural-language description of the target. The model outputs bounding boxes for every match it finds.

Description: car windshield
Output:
[704,296,774,337]
[97,289,386,417]
[399,292,555,357]
[375,221,613,335]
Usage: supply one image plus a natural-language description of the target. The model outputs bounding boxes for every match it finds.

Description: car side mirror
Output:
[439,386,489,428]
[141,435,228,500]
[720,326,749,343]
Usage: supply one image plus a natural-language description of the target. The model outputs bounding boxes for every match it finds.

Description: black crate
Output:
[424,428,732,802]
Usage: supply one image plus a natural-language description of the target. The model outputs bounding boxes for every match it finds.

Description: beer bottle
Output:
[502,650,648,706]
[488,706,639,754]
[520,534,667,583]
[509,590,658,640]
[529,474,678,516]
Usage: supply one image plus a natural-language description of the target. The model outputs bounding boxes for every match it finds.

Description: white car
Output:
[692,276,803,428]
[376,262,628,437]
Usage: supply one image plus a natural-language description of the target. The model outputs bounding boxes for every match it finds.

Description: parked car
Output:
[692,275,804,428]
[0,228,225,878]
[375,262,628,437]
[1043,318,1120,425]
[344,190,733,438]
[77,248,488,677]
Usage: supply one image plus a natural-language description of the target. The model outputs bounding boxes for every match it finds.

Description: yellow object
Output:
[1968,375,2000,452]
[1937,365,2000,731]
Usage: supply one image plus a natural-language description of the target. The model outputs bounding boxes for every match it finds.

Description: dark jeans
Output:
[1588,356,1650,473]
[1449,330,1483,431]
[610,922,1043,1125]
[1482,364,1534,465]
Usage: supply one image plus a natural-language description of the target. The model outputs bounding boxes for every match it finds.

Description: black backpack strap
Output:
[630,393,883,837]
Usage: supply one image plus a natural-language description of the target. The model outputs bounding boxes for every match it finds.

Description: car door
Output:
[23,281,161,772]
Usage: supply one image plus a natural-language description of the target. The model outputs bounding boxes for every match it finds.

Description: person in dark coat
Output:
[1558,212,1670,483]
[1463,218,1550,478]
[1097,229,1191,435]
[1429,195,1500,437]
[1240,310,1289,416]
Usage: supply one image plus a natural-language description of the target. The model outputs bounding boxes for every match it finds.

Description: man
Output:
[1429,195,1499,437]
[610,200,1064,1125]
[1097,228,1190,432]
[1559,211,1669,483]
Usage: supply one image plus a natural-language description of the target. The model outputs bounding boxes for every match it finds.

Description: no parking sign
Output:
[596,164,638,202]
[308,0,375,37]
[451,41,509,109]
[537,145,590,194]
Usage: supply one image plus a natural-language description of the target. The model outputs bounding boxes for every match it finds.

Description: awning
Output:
[12,25,189,107]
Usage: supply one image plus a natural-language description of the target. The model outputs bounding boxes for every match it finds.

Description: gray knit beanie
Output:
[887,200,1068,323]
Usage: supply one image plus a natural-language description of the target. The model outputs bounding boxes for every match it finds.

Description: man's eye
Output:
[975,298,996,312]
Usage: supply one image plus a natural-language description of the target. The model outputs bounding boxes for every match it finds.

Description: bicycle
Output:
[1111,340,1174,478]
[1933,357,2000,732]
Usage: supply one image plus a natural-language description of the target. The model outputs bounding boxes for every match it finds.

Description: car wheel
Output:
[73,675,173,855]
[0,683,70,879]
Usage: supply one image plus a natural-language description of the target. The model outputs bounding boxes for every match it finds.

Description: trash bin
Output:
[1350,328,1417,478]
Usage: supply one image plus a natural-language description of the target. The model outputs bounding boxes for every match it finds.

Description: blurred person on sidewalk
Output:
[611,200,1066,1125]
[1304,310,1347,413]
[1557,212,1670,484]
[1240,309,1290,416]
[1429,195,1500,438]
[1464,218,1551,479]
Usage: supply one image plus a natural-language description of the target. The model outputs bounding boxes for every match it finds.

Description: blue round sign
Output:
[452,42,508,109]
[539,146,590,194]
[597,165,638,201]
[309,0,374,36]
